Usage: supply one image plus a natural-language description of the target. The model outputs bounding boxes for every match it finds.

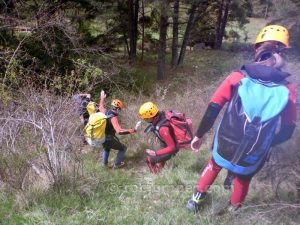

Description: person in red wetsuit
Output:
[186,25,297,213]
[139,102,179,173]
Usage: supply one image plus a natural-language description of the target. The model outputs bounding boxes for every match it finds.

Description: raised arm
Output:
[99,90,106,113]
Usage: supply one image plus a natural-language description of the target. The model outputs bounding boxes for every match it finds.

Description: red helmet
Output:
[111,99,124,109]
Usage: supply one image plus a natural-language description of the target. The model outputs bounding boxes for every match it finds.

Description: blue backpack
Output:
[212,74,290,175]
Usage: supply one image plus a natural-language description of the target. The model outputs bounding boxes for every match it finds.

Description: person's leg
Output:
[146,156,158,173]
[230,175,252,207]
[212,174,252,215]
[156,161,165,171]
[115,146,127,167]
[102,148,110,165]
[146,151,177,173]
[196,157,222,192]
[187,157,222,212]
[103,135,127,168]
[106,136,127,167]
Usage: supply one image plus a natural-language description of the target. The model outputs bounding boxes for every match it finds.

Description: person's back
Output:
[186,25,296,213]
[80,97,91,125]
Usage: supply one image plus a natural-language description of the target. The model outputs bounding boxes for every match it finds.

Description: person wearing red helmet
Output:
[99,90,141,169]
[186,25,296,213]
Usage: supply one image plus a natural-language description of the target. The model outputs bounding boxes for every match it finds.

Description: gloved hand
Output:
[134,121,142,131]
[191,136,202,152]
[146,149,156,156]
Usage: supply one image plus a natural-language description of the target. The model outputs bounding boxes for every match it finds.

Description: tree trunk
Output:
[128,0,139,60]
[134,0,139,53]
[215,0,230,49]
[177,2,197,66]
[141,0,145,61]
[171,0,179,68]
[157,1,168,80]
[215,0,224,49]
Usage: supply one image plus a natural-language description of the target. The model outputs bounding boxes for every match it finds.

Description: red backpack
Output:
[156,110,193,149]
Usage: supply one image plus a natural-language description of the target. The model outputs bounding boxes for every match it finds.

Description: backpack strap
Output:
[105,109,118,119]
[154,111,178,147]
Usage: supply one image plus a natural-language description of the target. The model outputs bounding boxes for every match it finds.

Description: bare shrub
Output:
[0,87,83,190]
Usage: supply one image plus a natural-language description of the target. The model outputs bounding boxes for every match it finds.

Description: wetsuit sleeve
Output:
[210,71,244,106]
[155,126,177,156]
[195,72,244,138]
[272,84,297,146]
[111,117,136,135]
[195,103,222,138]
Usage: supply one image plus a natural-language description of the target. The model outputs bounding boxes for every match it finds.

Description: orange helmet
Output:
[111,99,124,109]
[254,25,289,49]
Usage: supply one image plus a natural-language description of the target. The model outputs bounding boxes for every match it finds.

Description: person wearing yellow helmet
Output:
[186,25,296,214]
[98,90,141,169]
[139,102,179,173]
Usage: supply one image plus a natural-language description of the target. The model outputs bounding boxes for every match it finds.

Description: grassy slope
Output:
[2,21,300,225]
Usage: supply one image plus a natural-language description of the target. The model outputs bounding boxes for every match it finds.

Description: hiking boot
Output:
[212,201,241,216]
[186,192,206,213]
[112,162,125,170]
[101,162,108,168]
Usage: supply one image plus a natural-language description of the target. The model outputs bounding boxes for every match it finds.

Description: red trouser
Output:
[196,157,252,206]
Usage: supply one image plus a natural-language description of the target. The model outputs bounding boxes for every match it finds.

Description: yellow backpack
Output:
[86,101,99,116]
[85,112,107,143]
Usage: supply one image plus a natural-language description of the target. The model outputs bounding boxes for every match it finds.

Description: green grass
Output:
[3,145,298,225]
[227,17,267,44]
[1,38,299,224]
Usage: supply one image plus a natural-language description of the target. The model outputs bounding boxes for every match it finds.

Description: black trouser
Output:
[102,135,127,166]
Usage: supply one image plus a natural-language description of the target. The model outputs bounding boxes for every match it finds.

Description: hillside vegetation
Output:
[1,1,300,224]
[1,47,299,224]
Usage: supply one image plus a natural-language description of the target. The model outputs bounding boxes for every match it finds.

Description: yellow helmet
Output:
[139,102,159,119]
[254,25,289,48]
[111,99,124,109]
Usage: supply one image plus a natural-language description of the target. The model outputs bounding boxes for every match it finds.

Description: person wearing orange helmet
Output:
[99,90,141,169]
[186,25,296,213]
[139,102,179,173]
